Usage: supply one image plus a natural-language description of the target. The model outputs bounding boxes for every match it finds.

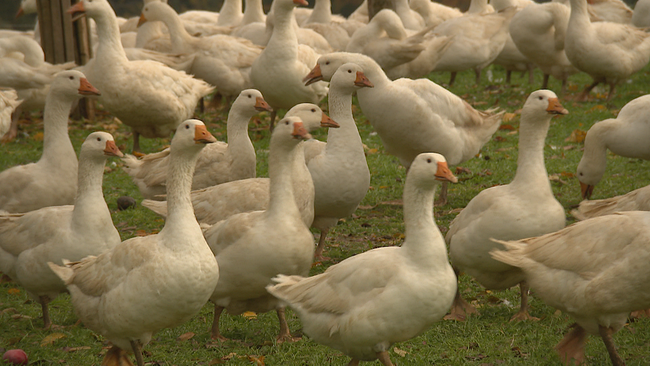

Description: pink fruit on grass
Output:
[2,349,28,365]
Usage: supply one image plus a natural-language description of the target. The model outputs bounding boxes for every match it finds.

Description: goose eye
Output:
[97,137,101,141]
[325,61,330,65]
[185,124,190,129]
[427,158,432,163]
[347,69,352,73]
[248,94,252,98]
[538,96,543,100]
[69,76,74,80]
[285,121,289,125]
[311,108,316,112]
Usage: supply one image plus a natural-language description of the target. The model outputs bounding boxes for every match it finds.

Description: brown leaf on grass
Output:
[379,200,403,206]
[41,332,66,346]
[1,307,16,314]
[247,355,265,366]
[466,354,487,361]
[563,145,576,150]
[495,147,514,152]
[560,171,575,178]
[456,167,472,174]
[548,174,568,185]
[177,332,195,341]
[590,104,607,112]
[62,346,91,352]
[32,132,44,141]
[511,346,529,358]
[1,273,13,283]
[393,347,408,357]
[565,129,586,143]
[502,113,518,123]
[498,124,515,130]
[493,136,507,142]
[242,311,257,320]
[7,288,20,295]
[209,358,226,365]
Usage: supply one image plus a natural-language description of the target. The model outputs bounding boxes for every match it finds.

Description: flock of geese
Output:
[1,0,650,365]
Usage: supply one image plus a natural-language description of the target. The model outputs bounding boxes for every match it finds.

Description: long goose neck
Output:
[268,3,298,48]
[327,87,363,152]
[267,137,300,218]
[402,180,448,265]
[161,147,202,236]
[356,60,391,91]
[242,0,265,24]
[220,0,243,20]
[71,155,109,229]
[92,10,128,62]
[158,8,195,53]
[40,93,76,165]
[226,109,255,166]
[568,0,590,26]
[511,113,551,188]
[308,0,332,23]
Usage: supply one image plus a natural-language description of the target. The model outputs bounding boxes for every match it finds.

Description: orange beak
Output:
[15,7,25,19]
[435,162,458,183]
[67,1,86,22]
[137,13,148,27]
[354,71,373,88]
[104,140,124,157]
[291,121,312,140]
[293,0,309,6]
[580,181,594,200]
[254,97,272,112]
[547,98,568,115]
[320,113,339,128]
[304,64,323,86]
[194,124,217,144]
[78,78,101,96]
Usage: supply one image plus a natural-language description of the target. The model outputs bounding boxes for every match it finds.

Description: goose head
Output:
[68,0,114,22]
[138,1,175,27]
[172,119,217,154]
[330,62,374,95]
[52,70,100,99]
[408,153,458,190]
[234,89,273,114]
[304,52,375,85]
[82,131,124,160]
[274,116,313,144]
[285,103,339,131]
[521,89,569,121]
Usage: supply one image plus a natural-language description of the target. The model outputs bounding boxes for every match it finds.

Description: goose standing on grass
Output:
[490,211,650,366]
[267,152,458,366]
[122,89,272,199]
[576,94,650,200]
[250,0,328,130]
[0,70,99,213]
[68,0,214,153]
[445,90,568,322]
[508,1,577,94]
[304,63,371,260]
[0,132,122,329]
[48,120,219,366]
[304,52,503,204]
[0,89,20,138]
[202,116,315,342]
[141,103,338,226]
[565,0,650,101]
[137,1,263,103]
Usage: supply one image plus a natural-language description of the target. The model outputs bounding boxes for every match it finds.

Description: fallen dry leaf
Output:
[7,288,20,295]
[590,104,607,112]
[499,124,515,130]
[41,333,66,346]
[62,346,91,352]
[565,129,587,143]
[177,332,195,342]
[247,355,265,366]
[501,113,518,123]
[242,311,257,320]
[32,132,44,142]
[393,347,408,357]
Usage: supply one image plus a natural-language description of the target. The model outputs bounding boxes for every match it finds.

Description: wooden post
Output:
[36,0,94,119]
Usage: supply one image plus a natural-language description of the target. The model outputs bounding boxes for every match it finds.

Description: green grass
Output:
[1,63,650,365]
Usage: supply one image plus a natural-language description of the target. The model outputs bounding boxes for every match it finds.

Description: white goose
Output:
[0,89,20,138]
[409,0,462,28]
[68,0,214,152]
[432,5,517,85]
[304,52,503,204]
[267,152,458,366]
[304,63,371,260]
[571,184,650,220]
[491,211,650,365]
[141,103,338,226]
[589,0,633,23]
[509,1,578,93]
[203,116,315,342]
[576,94,650,200]
[48,120,219,366]
[0,70,99,213]
[250,0,329,128]
[122,89,271,199]
[565,0,650,101]
[445,90,568,321]
[0,132,122,329]
[138,1,263,101]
